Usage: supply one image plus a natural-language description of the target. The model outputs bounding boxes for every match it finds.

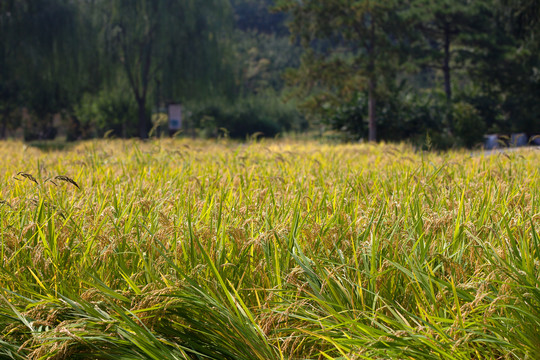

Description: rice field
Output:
[0,138,539,359]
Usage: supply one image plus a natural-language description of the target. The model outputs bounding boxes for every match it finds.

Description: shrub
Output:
[324,89,451,148]
[190,95,305,139]
[453,101,486,148]
[74,88,138,139]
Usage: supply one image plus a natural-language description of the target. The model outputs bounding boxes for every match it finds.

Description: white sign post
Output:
[168,104,182,132]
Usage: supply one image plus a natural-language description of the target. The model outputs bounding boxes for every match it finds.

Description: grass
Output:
[0,138,539,359]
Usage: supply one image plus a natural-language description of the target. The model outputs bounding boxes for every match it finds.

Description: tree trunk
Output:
[443,22,453,130]
[0,113,6,139]
[368,77,376,142]
[367,13,377,143]
[137,99,148,139]
[120,33,152,140]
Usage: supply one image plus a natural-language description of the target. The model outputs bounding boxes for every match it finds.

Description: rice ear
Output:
[15,172,38,184]
[54,175,80,189]
[43,178,58,186]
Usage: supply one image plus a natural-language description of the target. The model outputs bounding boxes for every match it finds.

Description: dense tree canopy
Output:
[409,0,495,130]
[1,0,238,139]
[277,0,539,145]
[0,0,93,139]
[276,0,409,142]
[94,0,233,138]
[0,0,539,146]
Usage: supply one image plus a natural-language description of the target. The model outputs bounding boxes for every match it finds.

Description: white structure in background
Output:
[168,104,182,132]
[484,134,499,150]
[484,132,535,149]
[510,133,527,147]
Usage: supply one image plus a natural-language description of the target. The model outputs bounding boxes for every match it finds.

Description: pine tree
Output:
[276,0,407,142]
[408,0,494,130]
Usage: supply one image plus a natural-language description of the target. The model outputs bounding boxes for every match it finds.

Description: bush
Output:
[189,95,305,139]
[23,112,58,141]
[324,89,451,148]
[453,101,486,148]
[74,88,138,139]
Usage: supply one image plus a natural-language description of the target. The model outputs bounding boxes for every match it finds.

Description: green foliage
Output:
[1,0,99,137]
[471,28,540,134]
[1,0,237,141]
[190,95,305,138]
[231,0,289,35]
[504,0,540,36]
[407,0,540,137]
[0,81,20,138]
[322,84,454,147]
[1,0,539,146]
[75,88,138,139]
[453,101,486,147]
[233,30,302,94]
[22,115,57,142]
[407,0,496,96]
[276,0,410,141]
[324,94,367,138]
[94,0,235,138]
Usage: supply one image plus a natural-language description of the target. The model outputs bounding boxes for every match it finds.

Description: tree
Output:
[232,31,302,94]
[231,0,289,36]
[504,0,540,35]
[409,0,494,130]
[469,0,540,134]
[276,0,406,142]
[95,0,233,139]
[0,0,20,138]
[0,0,97,139]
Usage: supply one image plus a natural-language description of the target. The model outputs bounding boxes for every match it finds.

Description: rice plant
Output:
[0,138,538,359]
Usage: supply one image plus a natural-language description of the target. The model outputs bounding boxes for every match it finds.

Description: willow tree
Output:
[0,0,19,138]
[95,0,233,139]
[0,0,91,139]
[276,0,406,142]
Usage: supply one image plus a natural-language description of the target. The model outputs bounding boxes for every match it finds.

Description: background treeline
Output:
[0,0,538,147]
